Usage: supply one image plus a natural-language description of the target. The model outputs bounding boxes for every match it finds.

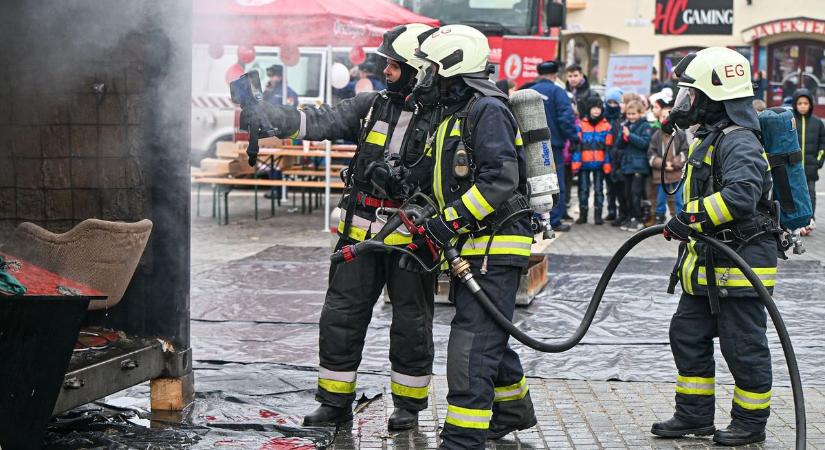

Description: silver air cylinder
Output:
[509,89,560,239]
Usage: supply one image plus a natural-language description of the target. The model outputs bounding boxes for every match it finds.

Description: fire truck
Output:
[400,0,566,87]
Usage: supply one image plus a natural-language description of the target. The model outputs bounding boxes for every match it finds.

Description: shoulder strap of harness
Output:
[342,92,385,241]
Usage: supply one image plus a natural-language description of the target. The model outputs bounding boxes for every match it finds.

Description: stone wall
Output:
[0,0,192,348]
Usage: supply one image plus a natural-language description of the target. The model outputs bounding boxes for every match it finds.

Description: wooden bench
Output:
[192,177,344,225]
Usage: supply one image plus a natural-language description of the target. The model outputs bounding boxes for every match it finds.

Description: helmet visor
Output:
[672,87,696,116]
[413,60,438,91]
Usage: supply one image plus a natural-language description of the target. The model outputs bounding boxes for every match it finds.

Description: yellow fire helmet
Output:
[674,47,754,101]
[376,23,433,71]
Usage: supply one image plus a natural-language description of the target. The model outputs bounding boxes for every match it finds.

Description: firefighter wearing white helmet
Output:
[411,25,538,449]
[653,47,776,446]
[244,23,438,431]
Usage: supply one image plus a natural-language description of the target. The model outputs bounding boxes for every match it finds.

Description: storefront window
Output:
[768,41,825,110]
[660,47,703,84]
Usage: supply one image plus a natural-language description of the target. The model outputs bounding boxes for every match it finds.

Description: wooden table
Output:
[0,253,107,450]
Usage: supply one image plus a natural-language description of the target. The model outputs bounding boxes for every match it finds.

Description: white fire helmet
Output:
[375,23,433,71]
[674,47,754,102]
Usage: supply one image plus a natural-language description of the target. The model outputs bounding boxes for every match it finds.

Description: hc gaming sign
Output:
[654,0,734,35]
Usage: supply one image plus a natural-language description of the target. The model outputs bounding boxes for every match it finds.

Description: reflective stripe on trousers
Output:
[675,374,715,396]
[733,386,771,410]
[318,367,357,394]
[445,404,492,430]
[390,370,431,400]
[494,376,529,402]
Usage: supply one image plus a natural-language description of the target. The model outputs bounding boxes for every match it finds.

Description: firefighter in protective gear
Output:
[653,47,776,447]
[412,25,537,449]
[242,24,437,430]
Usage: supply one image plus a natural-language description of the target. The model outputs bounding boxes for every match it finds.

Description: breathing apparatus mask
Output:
[410,61,441,107]
[666,87,698,132]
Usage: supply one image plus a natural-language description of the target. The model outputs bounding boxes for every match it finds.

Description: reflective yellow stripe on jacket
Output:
[461,185,495,221]
[337,221,412,245]
[697,266,777,288]
[460,235,532,257]
[702,192,734,226]
[432,118,452,210]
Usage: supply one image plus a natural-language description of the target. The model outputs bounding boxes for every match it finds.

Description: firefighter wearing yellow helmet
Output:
[411,25,538,449]
[653,47,776,446]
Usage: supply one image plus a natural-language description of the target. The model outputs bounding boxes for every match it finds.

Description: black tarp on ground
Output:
[47,244,825,447]
[189,245,825,386]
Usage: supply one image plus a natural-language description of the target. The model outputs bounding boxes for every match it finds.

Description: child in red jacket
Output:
[573,96,613,224]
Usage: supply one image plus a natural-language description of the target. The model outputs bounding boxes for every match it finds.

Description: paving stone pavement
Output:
[189,188,825,449]
[330,377,821,450]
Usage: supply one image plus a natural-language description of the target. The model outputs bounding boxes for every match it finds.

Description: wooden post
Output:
[150,372,194,411]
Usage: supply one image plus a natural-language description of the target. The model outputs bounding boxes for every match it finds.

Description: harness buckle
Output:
[715,229,735,243]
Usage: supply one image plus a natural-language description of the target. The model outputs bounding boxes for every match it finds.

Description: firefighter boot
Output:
[388,408,418,430]
[594,208,604,225]
[303,404,353,426]
[575,207,588,224]
[487,417,538,440]
[651,416,715,438]
[713,425,766,446]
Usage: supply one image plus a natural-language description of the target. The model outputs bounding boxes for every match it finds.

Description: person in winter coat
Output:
[648,103,688,223]
[566,63,593,117]
[617,100,652,231]
[603,87,624,224]
[792,89,825,235]
[573,95,613,225]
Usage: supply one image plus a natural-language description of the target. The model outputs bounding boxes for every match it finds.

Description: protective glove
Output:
[423,215,459,248]
[664,208,709,241]
[663,215,692,242]
[399,236,438,273]
[240,102,293,132]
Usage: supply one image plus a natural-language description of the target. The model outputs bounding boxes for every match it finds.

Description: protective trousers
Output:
[550,146,567,227]
[669,293,772,432]
[317,239,435,411]
[440,263,535,450]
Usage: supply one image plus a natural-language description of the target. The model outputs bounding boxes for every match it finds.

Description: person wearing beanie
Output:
[572,95,613,224]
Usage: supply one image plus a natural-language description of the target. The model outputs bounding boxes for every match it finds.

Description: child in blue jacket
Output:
[617,100,652,231]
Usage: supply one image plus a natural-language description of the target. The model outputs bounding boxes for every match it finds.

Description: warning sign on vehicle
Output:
[499,36,557,88]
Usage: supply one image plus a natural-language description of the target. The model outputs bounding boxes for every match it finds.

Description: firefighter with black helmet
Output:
[653,47,776,446]
[242,23,438,431]
[411,25,538,449]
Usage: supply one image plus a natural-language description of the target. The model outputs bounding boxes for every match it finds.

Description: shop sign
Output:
[654,0,734,35]
[742,17,825,42]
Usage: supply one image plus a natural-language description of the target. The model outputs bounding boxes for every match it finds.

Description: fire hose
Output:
[329,202,805,449]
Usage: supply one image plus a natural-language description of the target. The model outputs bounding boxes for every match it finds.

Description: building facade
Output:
[564,0,825,114]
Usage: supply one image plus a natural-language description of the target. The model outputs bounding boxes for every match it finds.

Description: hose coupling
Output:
[450,257,473,282]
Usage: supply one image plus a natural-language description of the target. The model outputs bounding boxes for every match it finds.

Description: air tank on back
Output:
[509,89,560,239]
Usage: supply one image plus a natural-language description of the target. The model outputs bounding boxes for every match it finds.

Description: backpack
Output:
[758,108,813,230]
[710,109,812,231]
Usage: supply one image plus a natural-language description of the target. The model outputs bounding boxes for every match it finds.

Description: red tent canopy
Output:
[193,0,439,47]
